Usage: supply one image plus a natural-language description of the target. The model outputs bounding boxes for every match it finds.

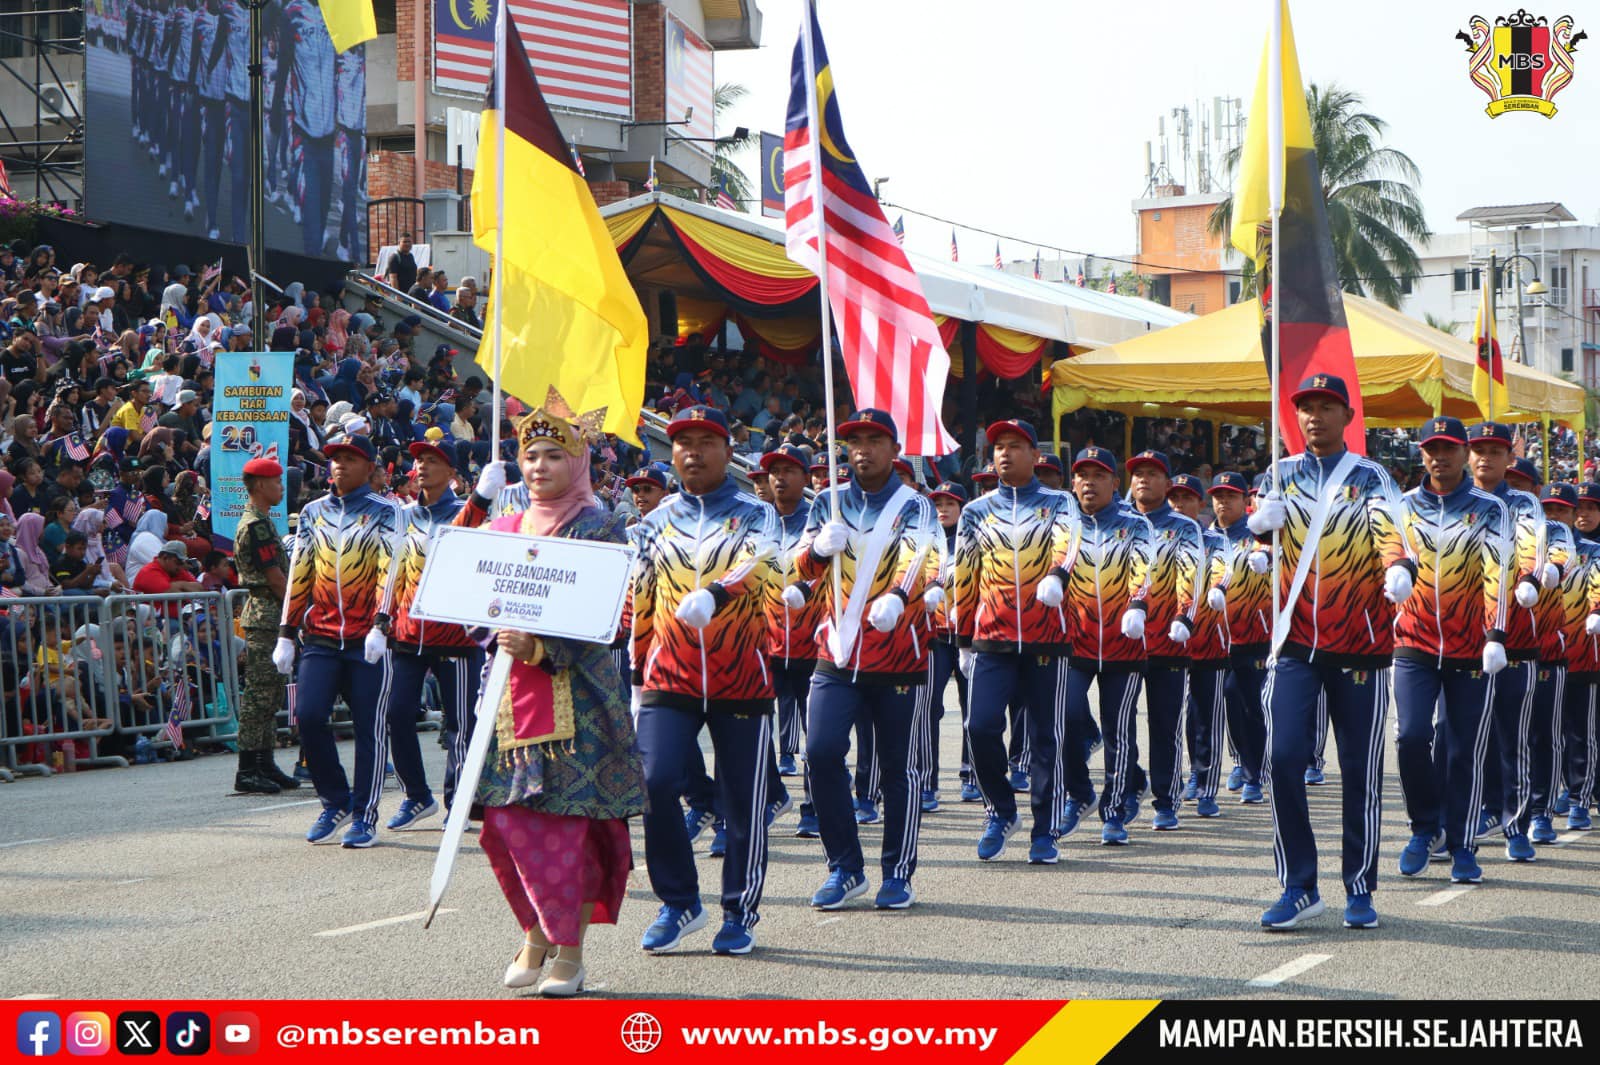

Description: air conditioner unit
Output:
[40,81,81,122]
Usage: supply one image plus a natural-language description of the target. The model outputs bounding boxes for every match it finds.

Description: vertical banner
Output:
[210,352,294,549]
[760,130,785,217]
[665,12,715,143]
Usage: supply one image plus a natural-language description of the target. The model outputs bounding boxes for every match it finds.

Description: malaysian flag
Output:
[892,216,904,245]
[163,678,191,747]
[1033,251,1042,280]
[51,433,90,462]
[570,144,586,177]
[664,11,714,143]
[1075,269,1086,287]
[432,0,631,117]
[783,1,955,456]
[949,229,959,262]
[139,406,157,433]
[709,176,736,211]
[994,242,1003,269]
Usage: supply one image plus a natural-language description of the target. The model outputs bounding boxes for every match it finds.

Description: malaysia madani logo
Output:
[1458,9,1585,118]
[486,599,503,619]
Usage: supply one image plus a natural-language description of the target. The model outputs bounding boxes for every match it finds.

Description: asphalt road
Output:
[5,685,1599,1002]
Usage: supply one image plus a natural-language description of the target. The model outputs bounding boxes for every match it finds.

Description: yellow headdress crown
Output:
[514,387,608,457]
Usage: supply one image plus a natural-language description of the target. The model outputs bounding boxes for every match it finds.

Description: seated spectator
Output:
[131,539,204,614]
[13,512,54,594]
[50,531,104,597]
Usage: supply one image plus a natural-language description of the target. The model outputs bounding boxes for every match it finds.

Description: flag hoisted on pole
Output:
[1473,253,1503,420]
[994,242,1003,269]
[782,0,956,459]
[320,0,377,54]
[950,229,959,262]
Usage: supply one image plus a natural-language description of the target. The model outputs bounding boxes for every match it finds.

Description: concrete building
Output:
[1130,184,1243,316]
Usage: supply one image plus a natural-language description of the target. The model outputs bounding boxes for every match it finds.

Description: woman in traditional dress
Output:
[467,406,645,998]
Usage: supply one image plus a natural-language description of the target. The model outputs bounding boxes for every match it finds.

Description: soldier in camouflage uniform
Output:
[233,456,299,794]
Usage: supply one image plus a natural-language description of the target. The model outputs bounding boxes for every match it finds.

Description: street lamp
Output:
[873,176,890,201]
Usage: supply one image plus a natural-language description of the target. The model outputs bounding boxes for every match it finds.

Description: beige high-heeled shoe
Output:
[536,947,585,998]
[502,935,550,989]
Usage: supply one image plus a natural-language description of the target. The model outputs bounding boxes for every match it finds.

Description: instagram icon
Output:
[66,1012,111,1056]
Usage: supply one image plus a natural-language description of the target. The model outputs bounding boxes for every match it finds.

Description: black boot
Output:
[259,750,301,790]
[234,750,281,795]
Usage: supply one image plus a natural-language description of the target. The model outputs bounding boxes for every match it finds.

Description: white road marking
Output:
[315,909,457,938]
[0,838,54,849]
[1554,831,1585,846]
[1246,953,1332,988]
[815,917,842,927]
[10,993,56,999]
[114,878,152,886]
[246,799,321,813]
[1417,885,1475,907]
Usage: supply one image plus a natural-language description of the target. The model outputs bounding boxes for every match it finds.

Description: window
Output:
[1453,268,1470,292]
[1562,347,1575,373]
[1547,265,1569,307]
[1228,280,1242,305]
[1399,275,1414,295]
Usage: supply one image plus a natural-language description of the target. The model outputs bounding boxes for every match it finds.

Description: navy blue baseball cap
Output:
[1467,422,1514,447]
[1072,446,1117,475]
[928,481,968,504]
[838,408,898,443]
[1170,473,1204,498]
[625,465,671,491]
[1509,458,1541,487]
[1034,453,1065,476]
[1289,373,1352,407]
[985,418,1038,446]
[1576,483,1600,505]
[666,405,730,440]
[973,463,999,484]
[892,457,922,485]
[324,434,376,462]
[1126,449,1171,476]
[1209,471,1249,495]
[760,443,812,473]
[407,435,458,467]
[1419,416,1468,446]
[1542,483,1577,508]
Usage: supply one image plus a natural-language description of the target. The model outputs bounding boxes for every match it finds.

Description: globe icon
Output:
[620,1012,663,1054]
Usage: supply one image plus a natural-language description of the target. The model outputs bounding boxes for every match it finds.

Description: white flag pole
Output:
[1267,0,1284,638]
[489,0,508,460]
[799,0,844,625]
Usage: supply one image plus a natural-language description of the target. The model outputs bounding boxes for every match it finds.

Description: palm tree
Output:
[712,83,757,207]
[1207,83,1430,309]
[1423,312,1460,337]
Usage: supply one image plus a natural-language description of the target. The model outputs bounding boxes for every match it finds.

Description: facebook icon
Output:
[15,1012,60,1057]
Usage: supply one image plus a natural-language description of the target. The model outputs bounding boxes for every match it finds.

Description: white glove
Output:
[782,584,807,611]
[1247,494,1287,535]
[1586,614,1600,636]
[629,685,642,720]
[958,648,976,677]
[1482,640,1507,676]
[813,521,850,559]
[1515,578,1539,609]
[1247,551,1270,575]
[1541,562,1562,590]
[1120,609,1145,640]
[475,461,507,500]
[1036,573,1064,608]
[272,637,296,675]
[363,628,388,664]
[867,594,905,633]
[1383,564,1414,605]
[1168,618,1191,644]
[1207,587,1227,612]
[675,587,717,629]
[923,585,945,612]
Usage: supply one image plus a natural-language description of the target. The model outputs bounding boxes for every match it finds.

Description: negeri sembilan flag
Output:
[470,20,646,444]
[1472,267,1504,420]
[1230,0,1365,455]
[782,0,956,457]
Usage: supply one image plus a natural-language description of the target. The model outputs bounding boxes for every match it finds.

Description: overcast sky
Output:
[715,0,1600,268]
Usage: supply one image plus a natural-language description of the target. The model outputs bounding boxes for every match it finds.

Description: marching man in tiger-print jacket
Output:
[793,409,941,914]
[632,406,781,958]
[1249,374,1416,933]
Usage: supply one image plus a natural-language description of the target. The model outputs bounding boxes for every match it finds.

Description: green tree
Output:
[1422,312,1461,337]
[1208,83,1430,309]
[712,83,757,207]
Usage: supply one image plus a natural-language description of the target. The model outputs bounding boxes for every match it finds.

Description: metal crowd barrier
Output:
[0,592,247,779]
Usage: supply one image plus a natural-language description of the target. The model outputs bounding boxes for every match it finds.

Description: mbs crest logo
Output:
[1458,9,1585,117]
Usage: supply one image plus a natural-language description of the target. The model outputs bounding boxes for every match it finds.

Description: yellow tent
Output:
[1052,293,1585,433]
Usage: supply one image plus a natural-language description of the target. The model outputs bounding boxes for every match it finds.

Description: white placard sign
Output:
[410,525,632,644]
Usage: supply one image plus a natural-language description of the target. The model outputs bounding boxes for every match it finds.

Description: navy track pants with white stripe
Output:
[1145,664,1189,814]
[807,671,926,881]
[1265,657,1388,896]
[1480,659,1535,837]
[1393,656,1492,852]
[637,705,772,928]
[1564,673,1598,806]
[1529,664,1566,821]
[1225,652,1269,787]
[295,643,392,826]
[387,649,484,812]
[968,653,1067,840]
[1185,663,1228,801]
[1067,664,1146,822]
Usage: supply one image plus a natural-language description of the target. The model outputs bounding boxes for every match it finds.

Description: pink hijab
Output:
[0,469,14,521]
[15,512,48,569]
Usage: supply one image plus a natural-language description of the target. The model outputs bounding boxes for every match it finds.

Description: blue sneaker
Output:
[1152,808,1179,831]
[1027,836,1060,864]
[777,754,798,776]
[1260,887,1325,930]
[1008,769,1030,793]
[1553,788,1571,816]
[1227,765,1245,792]
[1399,831,1441,877]
[1343,893,1379,929]
[874,877,915,909]
[708,824,727,858]
[794,808,820,838]
[341,820,377,849]
[1304,767,1326,786]
[385,797,438,831]
[1430,837,1452,862]
[766,794,793,827]
[712,919,756,955]
[960,781,982,803]
[1123,792,1143,826]
[684,806,716,843]
[1241,782,1265,804]
[307,806,351,844]
[920,788,940,813]
[640,903,707,953]
[977,814,1018,861]
[1196,796,1220,818]
[1505,833,1536,862]
[1476,808,1501,840]
[1530,815,1557,844]
[1569,806,1593,831]
[1450,848,1483,884]
[810,869,868,910]
[854,799,880,825]
[1182,772,1199,802]
[1101,815,1128,846]
[1056,798,1086,838]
